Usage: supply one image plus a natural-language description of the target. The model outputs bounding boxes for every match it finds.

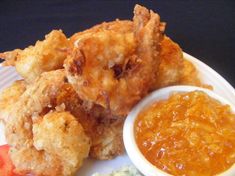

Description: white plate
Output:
[0,52,235,175]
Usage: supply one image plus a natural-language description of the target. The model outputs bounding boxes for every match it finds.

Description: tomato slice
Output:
[0,145,19,176]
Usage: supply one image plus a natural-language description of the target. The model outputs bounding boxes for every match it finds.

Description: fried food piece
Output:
[89,117,124,160]
[70,19,187,91]
[1,69,120,169]
[2,70,90,175]
[0,30,69,83]
[3,70,66,147]
[70,20,133,45]
[55,82,87,119]
[82,104,125,160]
[11,111,90,176]
[65,29,136,116]
[65,5,165,116]
[23,72,123,161]
[56,87,124,160]
[0,80,26,120]
[151,36,210,90]
[179,59,213,89]
[70,109,124,160]
[151,36,184,89]
[10,146,63,176]
[33,111,90,176]
[180,59,201,85]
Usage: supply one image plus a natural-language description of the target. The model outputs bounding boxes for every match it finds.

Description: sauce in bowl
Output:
[135,91,235,176]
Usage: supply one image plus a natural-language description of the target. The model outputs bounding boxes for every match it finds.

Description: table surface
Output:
[0,0,234,87]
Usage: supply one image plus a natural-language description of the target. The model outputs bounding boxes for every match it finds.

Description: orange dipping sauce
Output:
[135,91,235,176]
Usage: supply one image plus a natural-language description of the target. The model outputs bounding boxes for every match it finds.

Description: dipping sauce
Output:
[135,91,235,176]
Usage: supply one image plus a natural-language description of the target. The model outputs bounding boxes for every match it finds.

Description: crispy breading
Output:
[33,111,90,176]
[89,118,124,160]
[83,104,125,160]
[10,146,63,176]
[54,83,124,160]
[0,80,26,120]
[56,87,125,160]
[70,20,133,45]
[65,4,165,116]
[2,70,90,176]
[10,111,90,176]
[151,36,184,89]
[0,30,69,83]
[4,70,66,148]
[180,59,201,85]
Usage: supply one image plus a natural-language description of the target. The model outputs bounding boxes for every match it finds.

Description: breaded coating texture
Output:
[0,80,26,120]
[65,5,165,116]
[0,30,68,83]
[10,146,63,176]
[180,59,212,89]
[89,117,124,160]
[180,59,201,85]
[70,20,133,44]
[4,70,66,148]
[79,104,125,160]
[2,70,90,175]
[152,36,184,89]
[10,111,90,176]
[52,83,124,160]
[33,111,90,176]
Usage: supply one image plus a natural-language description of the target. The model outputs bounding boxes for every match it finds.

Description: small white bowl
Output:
[123,85,235,176]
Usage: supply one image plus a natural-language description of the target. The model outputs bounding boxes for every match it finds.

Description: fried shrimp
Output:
[33,111,90,175]
[11,111,90,176]
[3,70,66,147]
[1,70,90,175]
[65,5,165,116]
[0,30,69,83]
[151,36,184,89]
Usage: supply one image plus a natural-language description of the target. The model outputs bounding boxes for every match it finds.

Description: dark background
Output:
[0,0,234,87]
